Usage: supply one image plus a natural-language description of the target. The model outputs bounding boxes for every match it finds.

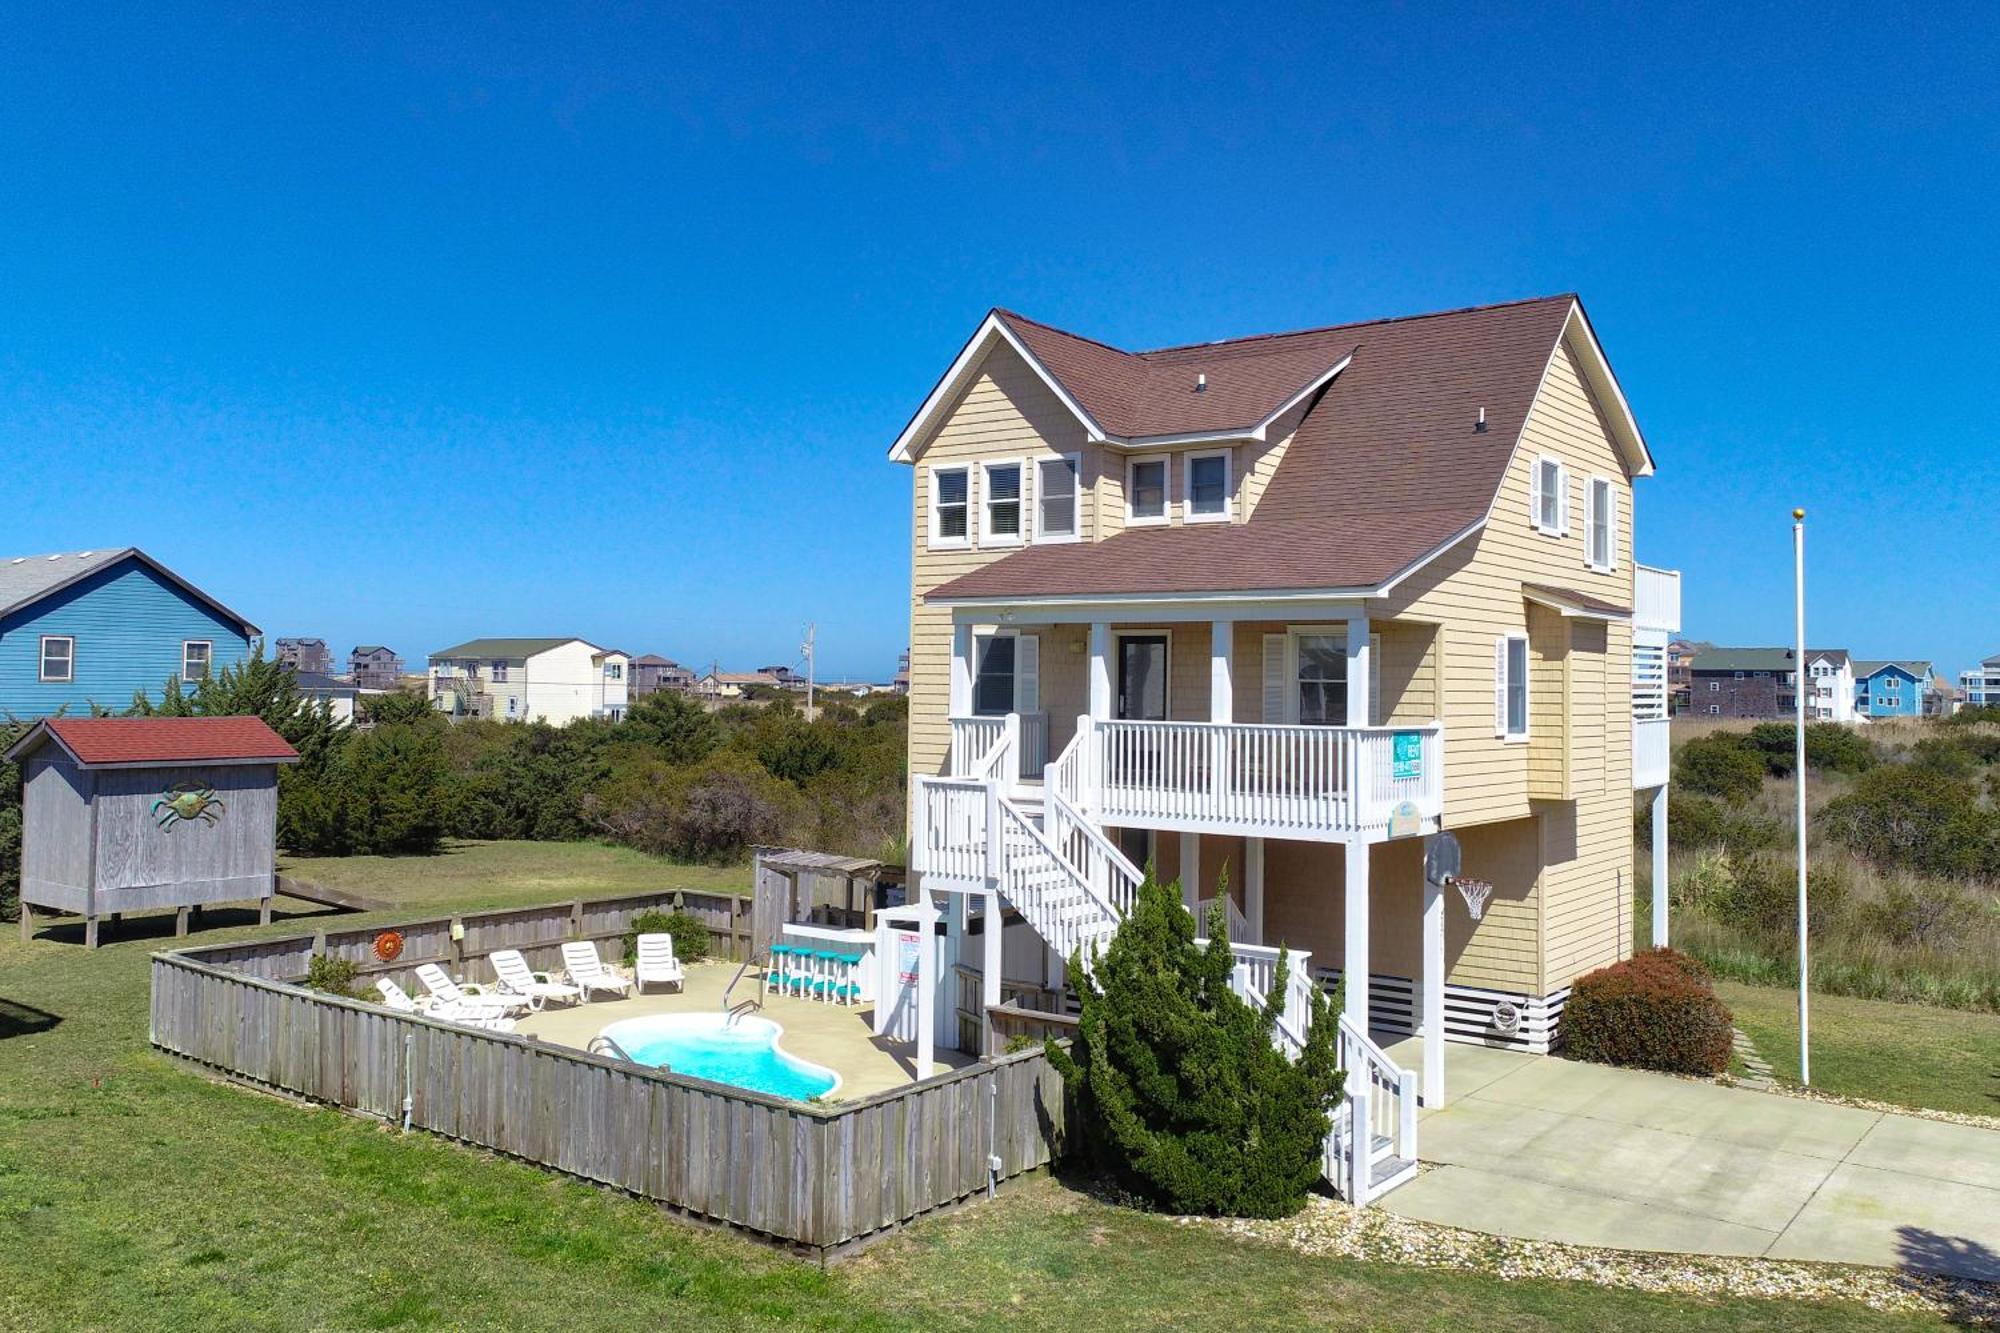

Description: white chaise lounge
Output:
[560,941,634,1003]
[415,962,527,1016]
[488,949,582,1009]
[374,977,519,1032]
[633,933,685,994]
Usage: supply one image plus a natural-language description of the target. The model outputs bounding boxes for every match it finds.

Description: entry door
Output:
[1117,635,1169,720]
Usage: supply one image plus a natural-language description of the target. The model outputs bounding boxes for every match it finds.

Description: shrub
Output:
[622,908,712,965]
[1562,948,1733,1075]
[1743,722,1876,777]
[1822,764,1998,883]
[305,954,366,1000]
[1863,878,1977,951]
[1046,871,1343,1218]
[1674,734,1766,803]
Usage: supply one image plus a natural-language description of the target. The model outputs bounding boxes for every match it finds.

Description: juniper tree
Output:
[1046,868,1344,1218]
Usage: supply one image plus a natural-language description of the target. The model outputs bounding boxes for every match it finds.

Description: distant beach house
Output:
[275,637,335,675]
[0,548,257,718]
[1962,652,2000,710]
[629,654,696,697]
[1852,660,1936,719]
[347,645,405,691]
[428,638,630,724]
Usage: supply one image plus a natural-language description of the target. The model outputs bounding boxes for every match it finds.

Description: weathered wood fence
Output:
[150,902,1066,1259]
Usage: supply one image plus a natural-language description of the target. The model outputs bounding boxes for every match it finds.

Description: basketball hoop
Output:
[1452,877,1494,922]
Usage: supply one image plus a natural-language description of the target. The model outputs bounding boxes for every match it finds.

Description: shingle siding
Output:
[0,557,253,716]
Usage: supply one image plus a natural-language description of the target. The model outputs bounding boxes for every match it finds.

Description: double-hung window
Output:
[1530,455,1569,536]
[1185,450,1231,522]
[1585,475,1616,570]
[605,661,623,681]
[181,640,212,683]
[1294,634,1348,725]
[1495,634,1530,740]
[1126,455,1169,525]
[930,465,970,547]
[491,659,510,683]
[982,460,1023,545]
[971,630,1039,718]
[39,635,74,683]
[1036,454,1080,541]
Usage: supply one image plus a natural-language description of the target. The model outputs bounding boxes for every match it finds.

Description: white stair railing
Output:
[1328,1014,1419,1207]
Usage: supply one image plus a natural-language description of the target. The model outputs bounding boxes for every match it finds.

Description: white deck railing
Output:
[1635,564,1682,634]
[1085,716,1443,840]
[949,713,1047,789]
[1633,717,1671,790]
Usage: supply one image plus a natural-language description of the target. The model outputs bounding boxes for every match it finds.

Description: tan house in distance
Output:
[890,294,1681,1202]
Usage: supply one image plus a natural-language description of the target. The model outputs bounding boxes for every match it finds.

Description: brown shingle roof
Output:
[934,295,1581,601]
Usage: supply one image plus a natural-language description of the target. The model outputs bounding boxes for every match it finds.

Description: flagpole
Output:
[1793,507,1810,1087]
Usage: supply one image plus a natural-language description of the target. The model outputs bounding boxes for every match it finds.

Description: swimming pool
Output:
[597,1013,839,1101]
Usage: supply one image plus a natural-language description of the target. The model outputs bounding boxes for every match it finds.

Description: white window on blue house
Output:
[39,635,73,683]
[181,640,212,682]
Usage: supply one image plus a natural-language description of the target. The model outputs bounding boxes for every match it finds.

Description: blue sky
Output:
[3,6,1996,681]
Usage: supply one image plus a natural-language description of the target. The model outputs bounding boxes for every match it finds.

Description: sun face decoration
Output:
[152,783,225,831]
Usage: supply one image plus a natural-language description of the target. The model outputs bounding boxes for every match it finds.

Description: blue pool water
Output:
[598,1014,838,1100]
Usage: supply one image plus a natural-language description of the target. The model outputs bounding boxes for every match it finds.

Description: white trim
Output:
[181,639,213,683]
[927,462,971,550]
[38,634,74,684]
[1033,451,1083,544]
[1124,454,1171,527]
[979,457,1026,547]
[1182,448,1233,524]
[888,314,1107,463]
[948,597,1367,625]
[1560,303,1653,477]
[1530,454,1569,537]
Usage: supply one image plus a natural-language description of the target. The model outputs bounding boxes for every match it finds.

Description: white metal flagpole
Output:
[1793,507,1811,1086]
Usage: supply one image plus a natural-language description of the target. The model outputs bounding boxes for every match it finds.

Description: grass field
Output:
[278,838,752,913]
[0,863,1963,1330]
[1719,980,2000,1118]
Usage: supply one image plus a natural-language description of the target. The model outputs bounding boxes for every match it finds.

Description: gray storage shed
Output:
[8,715,299,947]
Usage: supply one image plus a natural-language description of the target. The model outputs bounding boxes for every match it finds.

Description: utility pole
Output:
[801,622,817,717]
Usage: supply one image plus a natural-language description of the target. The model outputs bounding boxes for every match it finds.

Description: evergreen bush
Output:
[1046,872,1343,1219]
[622,908,712,965]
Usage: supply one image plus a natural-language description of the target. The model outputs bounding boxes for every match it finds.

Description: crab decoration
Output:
[153,784,225,830]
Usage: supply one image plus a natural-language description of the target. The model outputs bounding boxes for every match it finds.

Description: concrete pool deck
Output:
[513,960,975,1100]
[1380,1036,2000,1281]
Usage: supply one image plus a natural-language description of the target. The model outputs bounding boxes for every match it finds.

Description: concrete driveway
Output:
[1380,1038,2000,1281]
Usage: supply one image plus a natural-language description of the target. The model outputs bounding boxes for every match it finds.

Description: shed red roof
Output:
[34,716,300,767]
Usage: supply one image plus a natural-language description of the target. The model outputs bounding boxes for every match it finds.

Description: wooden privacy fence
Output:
[150,918,1066,1258]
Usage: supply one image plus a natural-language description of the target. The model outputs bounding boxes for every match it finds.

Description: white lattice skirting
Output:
[1314,969,1571,1054]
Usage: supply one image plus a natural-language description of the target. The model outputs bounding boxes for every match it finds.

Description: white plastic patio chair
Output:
[560,941,634,1003]
[488,949,581,1009]
[415,962,526,1015]
[375,976,518,1032]
[633,933,685,994]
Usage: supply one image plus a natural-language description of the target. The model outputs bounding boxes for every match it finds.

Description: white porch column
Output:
[1180,831,1200,916]
[982,888,1003,1057]
[949,621,974,718]
[1344,839,1370,1037]
[914,891,938,1079]
[1345,610,1372,726]
[1421,863,1445,1107]
[1087,622,1113,720]
[1209,620,1233,722]
[1651,784,1670,948]
[1244,836,1265,946]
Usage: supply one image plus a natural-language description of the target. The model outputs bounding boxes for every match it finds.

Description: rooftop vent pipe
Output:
[1195,373,1207,392]
[1475,407,1488,433]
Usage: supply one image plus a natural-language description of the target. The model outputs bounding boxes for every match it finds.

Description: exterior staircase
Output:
[913,718,1418,1205]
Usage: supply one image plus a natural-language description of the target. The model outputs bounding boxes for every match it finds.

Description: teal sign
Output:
[1391,731,1423,781]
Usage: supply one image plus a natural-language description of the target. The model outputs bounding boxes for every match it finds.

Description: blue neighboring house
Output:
[0,548,258,718]
[1852,659,1936,719]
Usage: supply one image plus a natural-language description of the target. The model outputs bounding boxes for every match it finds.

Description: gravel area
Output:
[1186,1194,2000,1325]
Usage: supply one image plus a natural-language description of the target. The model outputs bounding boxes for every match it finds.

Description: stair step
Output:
[1370,1156,1418,1192]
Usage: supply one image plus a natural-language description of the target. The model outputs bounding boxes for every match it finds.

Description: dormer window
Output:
[1127,456,1168,526]
[1186,450,1232,523]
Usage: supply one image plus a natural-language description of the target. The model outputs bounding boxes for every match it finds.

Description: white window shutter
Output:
[1015,633,1039,713]
[1494,637,1508,737]
[1529,459,1544,529]
[1370,632,1383,726]
[1557,464,1572,536]
[1263,634,1287,723]
[1607,487,1620,569]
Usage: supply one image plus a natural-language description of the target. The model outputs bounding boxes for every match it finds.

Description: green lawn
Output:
[278,837,751,914]
[0,876,1967,1330]
[1719,980,2000,1118]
